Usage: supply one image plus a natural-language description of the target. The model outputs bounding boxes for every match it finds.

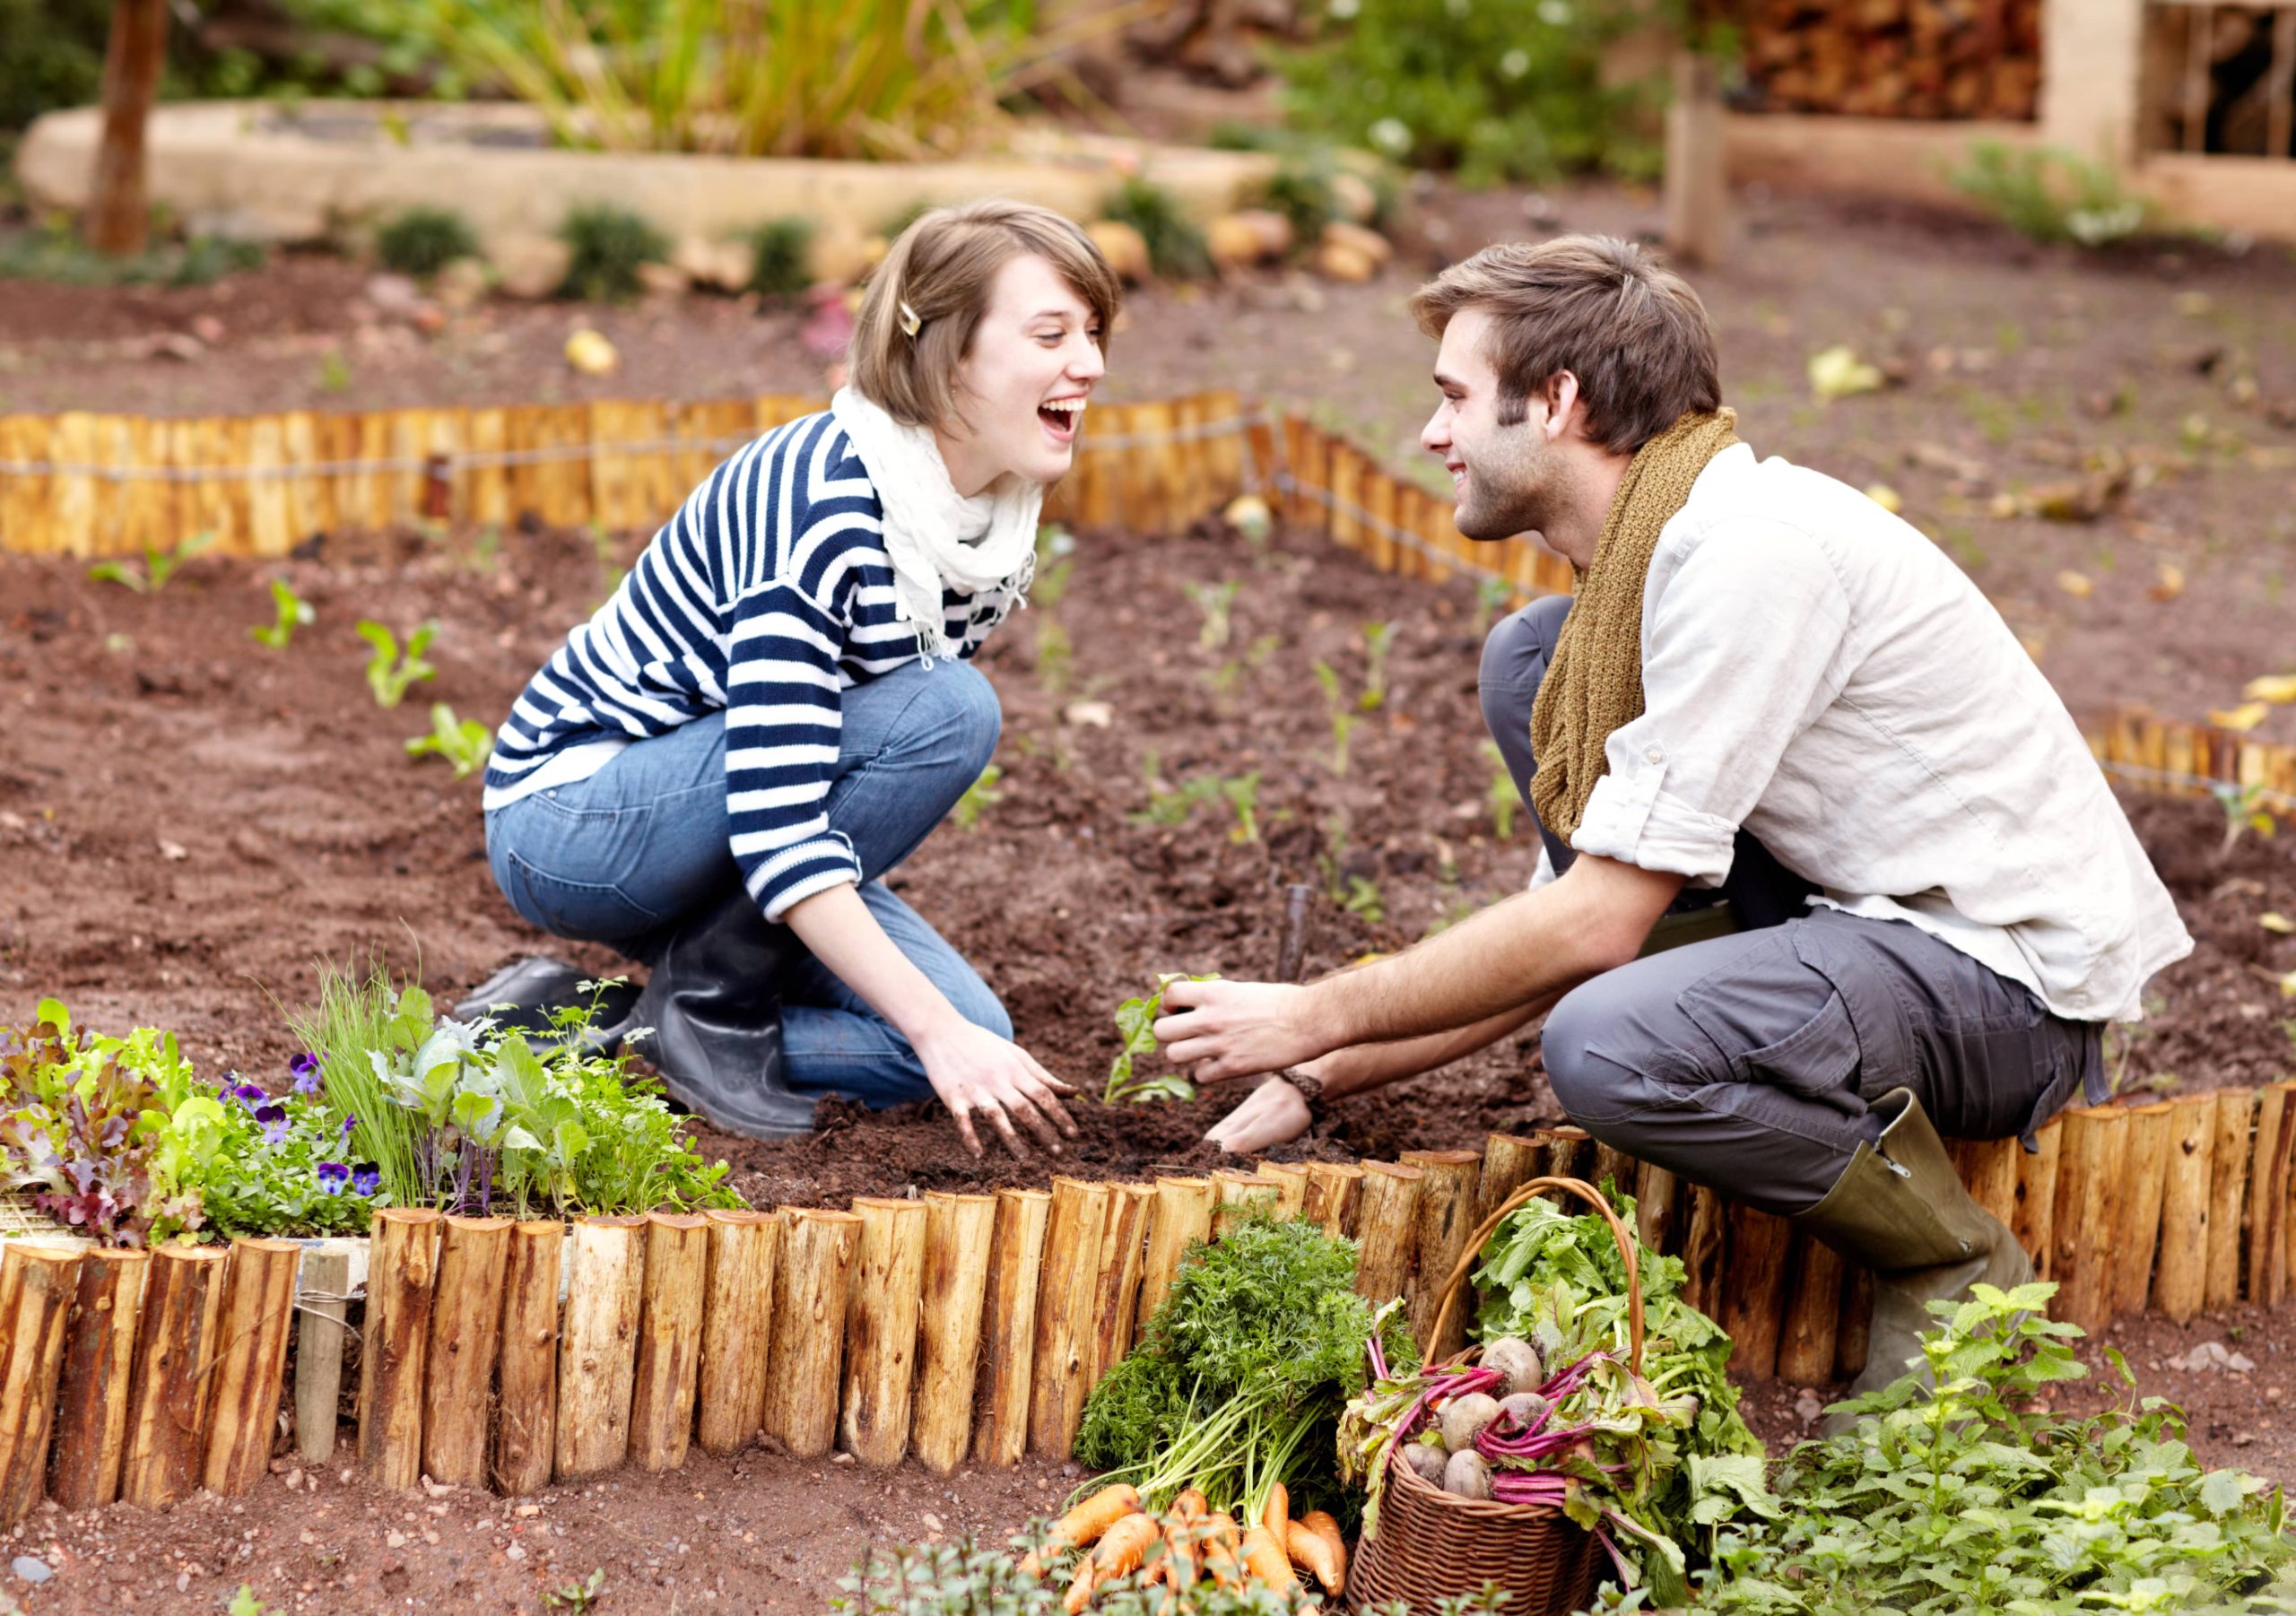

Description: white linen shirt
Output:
[1551,442,2190,1024]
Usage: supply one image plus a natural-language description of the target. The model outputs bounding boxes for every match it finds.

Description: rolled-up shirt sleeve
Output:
[1569,517,1852,886]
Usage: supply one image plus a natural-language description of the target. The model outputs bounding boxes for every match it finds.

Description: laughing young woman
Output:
[466,199,1118,1158]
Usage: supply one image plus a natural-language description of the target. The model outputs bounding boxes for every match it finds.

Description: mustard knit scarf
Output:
[1528,408,1740,842]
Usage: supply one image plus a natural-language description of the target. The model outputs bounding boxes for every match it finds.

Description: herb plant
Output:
[88,531,214,593]
[1104,974,1215,1105]
[250,578,315,649]
[357,619,439,708]
[405,702,494,778]
[1074,1216,1414,1526]
[1691,1283,2296,1613]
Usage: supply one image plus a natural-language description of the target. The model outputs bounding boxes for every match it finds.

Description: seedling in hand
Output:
[405,703,492,778]
[952,764,1003,829]
[250,578,314,649]
[358,619,439,708]
[1105,973,1218,1105]
[88,530,214,594]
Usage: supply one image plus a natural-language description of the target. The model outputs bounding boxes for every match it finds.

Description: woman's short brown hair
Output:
[1408,235,1720,456]
[851,198,1123,432]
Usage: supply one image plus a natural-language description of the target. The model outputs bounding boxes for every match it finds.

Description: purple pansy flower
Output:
[290,1053,323,1095]
[262,1118,289,1146]
[351,1167,380,1198]
[229,1082,266,1107]
[316,1161,350,1193]
[340,1115,357,1142]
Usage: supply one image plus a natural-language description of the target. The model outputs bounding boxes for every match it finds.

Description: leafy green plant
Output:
[377,204,480,277]
[0,219,264,289]
[1185,578,1243,649]
[1947,141,2151,248]
[1691,1282,2296,1612]
[1274,0,1685,185]
[1075,1217,1415,1524]
[250,578,315,650]
[1256,161,1342,245]
[357,619,439,708]
[744,216,813,300]
[558,203,669,302]
[1313,661,1360,775]
[544,1569,607,1612]
[1483,739,1518,839]
[402,0,1092,161]
[1104,974,1216,1106]
[2210,780,2278,860]
[405,703,494,778]
[88,531,214,594]
[952,764,1003,830]
[1340,874,1386,925]
[1101,176,1211,280]
[229,1586,269,1616]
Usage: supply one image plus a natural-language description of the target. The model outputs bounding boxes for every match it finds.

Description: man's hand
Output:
[1152,978,1323,1084]
[1204,1077,1314,1155]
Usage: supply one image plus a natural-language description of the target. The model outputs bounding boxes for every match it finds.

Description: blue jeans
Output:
[483,659,1009,1108]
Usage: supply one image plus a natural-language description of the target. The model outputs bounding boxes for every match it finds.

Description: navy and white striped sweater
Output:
[482,411,1014,921]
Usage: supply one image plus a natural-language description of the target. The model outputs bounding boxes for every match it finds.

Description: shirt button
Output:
[1644,746,1665,765]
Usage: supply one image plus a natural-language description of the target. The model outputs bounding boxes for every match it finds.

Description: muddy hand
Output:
[918,1021,1078,1160]
[1204,1077,1313,1155]
[1152,977,1320,1084]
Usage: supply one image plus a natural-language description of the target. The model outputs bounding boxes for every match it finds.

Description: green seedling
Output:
[317,351,352,394]
[88,530,215,594]
[1186,578,1243,650]
[1483,740,1518,839]
[952,764,1003,830]
[249,578,314,650]
[1313,661,1360,775]
[1341,875,1386,925]
[229,1586,270,1616]
[1032,524,1076,607]
[2210,780,2278,860]
[405,702,492,778]
[1470,575,1514,639]
[460,523,503,574]
[1034,618,1073,698]
[357,620,439,708]
[1219,771,1261,844]
[1105,973,1219,1105]
[1359,621,1397,710]
[545,1570,608,1612]
[1208,633,1281,702]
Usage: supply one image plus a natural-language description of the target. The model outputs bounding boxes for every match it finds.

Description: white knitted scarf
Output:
[830,387,1042,664]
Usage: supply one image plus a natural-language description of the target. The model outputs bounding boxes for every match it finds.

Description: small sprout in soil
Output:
[1035,617,1074,697]
[250,578,315,650]
[357,619,439,708]
[2210,779,2277,860]
[1033,524,1077,607]
[317,350,352,394]
[1220,771,1261,844]
[1360,621,1397,711]
[1469,575,1514,639]
[405,702,493,778]
[545,1569,608,1612]
[1341,874,1386,925]
[952,764,1003,830]
[88,530,215,594]
[1483,740,1518,840]
[744,216,814,301]
[1185,578,1242,650]
[229,1585,269,1616]
[1106,974,1217,1105]
[460,523,504,575]
[1313,661,1360,776]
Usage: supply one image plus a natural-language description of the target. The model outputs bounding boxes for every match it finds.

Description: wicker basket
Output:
[1349,1177,1645,1616]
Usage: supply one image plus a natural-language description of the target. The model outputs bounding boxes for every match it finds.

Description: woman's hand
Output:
[916,1021,1079,1160]
[1204,1077,1314,1155]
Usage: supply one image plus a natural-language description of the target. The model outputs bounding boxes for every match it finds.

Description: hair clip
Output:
[899,300,922,338]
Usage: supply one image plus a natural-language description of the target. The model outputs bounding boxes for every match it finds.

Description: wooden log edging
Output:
[26,1078,2296,1518]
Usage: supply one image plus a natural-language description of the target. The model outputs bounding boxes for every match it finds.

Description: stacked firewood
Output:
[1736,0,2043,120]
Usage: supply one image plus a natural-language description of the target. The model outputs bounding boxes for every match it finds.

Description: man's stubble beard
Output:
[1455,427,1570,543]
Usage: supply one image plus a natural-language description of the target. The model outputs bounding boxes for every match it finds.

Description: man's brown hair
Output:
[1409,235,1720,455]
[852,198,1122,433]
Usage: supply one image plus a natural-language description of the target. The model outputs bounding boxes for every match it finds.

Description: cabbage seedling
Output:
[250,579,314,649]
[405,703,492,778]
[88,530,214,594]
[358,619,439,708]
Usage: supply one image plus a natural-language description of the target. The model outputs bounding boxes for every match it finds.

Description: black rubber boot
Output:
[454,958,640,1052]
[622,889,817,1140]
[1790,1087,2033,1437]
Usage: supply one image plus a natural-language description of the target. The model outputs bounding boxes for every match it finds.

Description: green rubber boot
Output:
[1790,1087,2033,1437]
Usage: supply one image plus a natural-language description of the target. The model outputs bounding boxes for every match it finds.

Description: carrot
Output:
[1240,1525,1297,1593]
[1303,1510,1347,1593]
[1170,1487,1208,1522]
[1200,1512,1245,1591]
[1063,1558,1098,1614]
[1092,1512,1162,1577]
[1161,1518,1199,1589]
[1260,1482,1289,1541]
[1287,1516,1346,1595]
[1021,1484,1142,1577]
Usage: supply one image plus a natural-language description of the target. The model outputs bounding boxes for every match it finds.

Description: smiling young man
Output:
[1154,235,2191,1417]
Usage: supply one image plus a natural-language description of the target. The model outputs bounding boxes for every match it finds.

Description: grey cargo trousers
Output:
[1482,595,2107,1216]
